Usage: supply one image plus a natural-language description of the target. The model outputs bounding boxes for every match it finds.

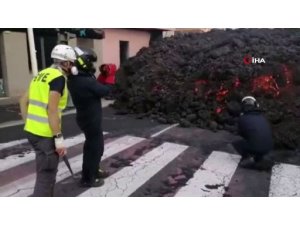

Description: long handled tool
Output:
[62,155,76,179]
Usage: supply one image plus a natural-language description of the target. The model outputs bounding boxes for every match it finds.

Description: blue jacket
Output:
[238,110,273,153]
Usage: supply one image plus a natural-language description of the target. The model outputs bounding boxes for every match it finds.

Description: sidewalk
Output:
[0,104,21,124]
[0,99,114,128]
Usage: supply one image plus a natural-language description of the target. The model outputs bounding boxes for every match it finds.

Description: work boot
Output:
[239,156,255,168]
[79,178,104,188]
[97,169,109,178]
[253,157,273,171]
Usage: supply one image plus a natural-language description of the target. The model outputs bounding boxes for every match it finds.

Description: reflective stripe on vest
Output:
[24,67,68,137]
[28,99,63,112]
[29,99,48,109]
[26,114,49,123]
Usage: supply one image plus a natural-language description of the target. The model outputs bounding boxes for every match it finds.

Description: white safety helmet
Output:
[51,44,77,63]
[241,96,259,108]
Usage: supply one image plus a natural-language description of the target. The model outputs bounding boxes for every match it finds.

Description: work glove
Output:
[54,136,67,157]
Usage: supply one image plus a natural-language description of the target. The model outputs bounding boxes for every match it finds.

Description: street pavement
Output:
[1,105,300,197]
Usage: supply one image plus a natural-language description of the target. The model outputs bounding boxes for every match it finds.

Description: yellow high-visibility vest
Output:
[24,67,68,137]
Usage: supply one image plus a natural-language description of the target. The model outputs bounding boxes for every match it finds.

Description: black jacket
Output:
[238,110,273,153]
[67,72,112,130]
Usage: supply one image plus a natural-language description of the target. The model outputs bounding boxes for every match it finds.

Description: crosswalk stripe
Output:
[78,142,189,197]
[0,130,109,152]
[5,130,300,197]
[175,151,241,197]
[150,124,179,138]
[0,135,145,197]
[269,163,300,197]
[0,139,28,151]
[0,132,108,173]
[102,135,146,157]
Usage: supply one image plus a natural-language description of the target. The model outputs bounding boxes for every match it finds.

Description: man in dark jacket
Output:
[232,96,273,169]
[67,47,114,187]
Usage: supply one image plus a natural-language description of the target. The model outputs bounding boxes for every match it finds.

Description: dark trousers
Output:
[26,132,59,197]
[232,139,265,162]
[81,124,104,182]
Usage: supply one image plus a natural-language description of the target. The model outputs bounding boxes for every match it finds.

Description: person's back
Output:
[19,44,77,196]
[239,110,273,154]
[67,72,110,128]
[67,47,114,187]
[25,66,68,137]
[232,96,274,169]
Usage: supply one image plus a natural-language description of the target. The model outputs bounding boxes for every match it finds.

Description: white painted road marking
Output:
[0,135,145,197]
[0,139,28,151]
[4,130,300,197]
[79,142,189,197]
[269,163,300,197]
[175,151,241,197]
[0,120,24,129]
[102,135,146,157]
[150,124,179,138]
[0,132,108,173]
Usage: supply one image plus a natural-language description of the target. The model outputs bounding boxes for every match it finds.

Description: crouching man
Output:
[232,96,273,170]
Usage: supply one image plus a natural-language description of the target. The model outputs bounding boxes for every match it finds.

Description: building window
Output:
[35,35,58,71]
[27,32,58,73]
[119,41,129,65]
[45,36,58,68]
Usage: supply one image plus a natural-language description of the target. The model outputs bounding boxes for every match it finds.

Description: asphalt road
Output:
[1,106,300,197]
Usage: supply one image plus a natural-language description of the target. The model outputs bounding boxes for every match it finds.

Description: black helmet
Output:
[74,47,97,74]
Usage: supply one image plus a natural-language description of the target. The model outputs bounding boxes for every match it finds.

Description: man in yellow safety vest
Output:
[19,44,77,197]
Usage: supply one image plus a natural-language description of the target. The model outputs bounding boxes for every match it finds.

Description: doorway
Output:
[119,41,129,65]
